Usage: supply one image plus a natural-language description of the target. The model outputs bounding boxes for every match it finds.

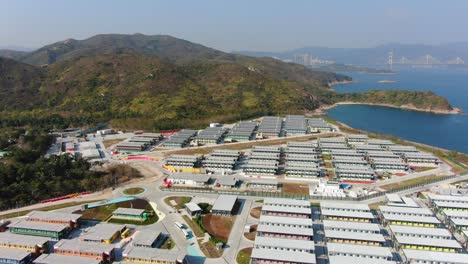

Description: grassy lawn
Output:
[122,187,145,195]
[254,199,264,203]
[164,196,192,210]
[411,167,437,173]
[282,182,310,195]
[102,138,126,148]
[237,248,253,264]
[160,237,175,249]
[380,175,449,191]
[182,215,205,237]
[0,199,103,220]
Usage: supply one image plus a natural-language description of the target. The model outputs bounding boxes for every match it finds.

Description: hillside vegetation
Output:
[0,34,457,130]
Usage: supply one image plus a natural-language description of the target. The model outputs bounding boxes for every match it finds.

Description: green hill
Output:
[0,34,457,130]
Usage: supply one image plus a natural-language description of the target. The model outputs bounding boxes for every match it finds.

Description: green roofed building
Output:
[112,208,148,222]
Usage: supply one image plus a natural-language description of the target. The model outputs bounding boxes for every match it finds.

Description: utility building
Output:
[193,127,227,145]
[26,211,81,229]
[320,202,374,222]
[307,118,333,133]
[211,195,238,216]
[53,239,115,262]
[33,254,101,264]
[8,220,70,240]
[0,232,49,255]
[163,129,197,148]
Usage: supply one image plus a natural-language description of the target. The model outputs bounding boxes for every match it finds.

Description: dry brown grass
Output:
[102,138,126,148]
[202,214,234,241]
[243,224,257,241]
[282,182,310,195]
[250,207,262,219]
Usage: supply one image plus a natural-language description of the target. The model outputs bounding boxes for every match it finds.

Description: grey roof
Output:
[113,208,145,216]
[389,225,452,238]
[263,198,310,207]
[367,139,394,145]
[386,193,403,203]
[379,205,433,216]
[346,134,369,140]
[443,210,468,219]
[435,201,468,209]
[123,246,185,262]
[254,236,315,251]
[259,215,313,226]
[321,209,374,219]
[402,249,468,264]
[27,210,82,223]
[329,256,396,264]
[170,173,210,182]
[426,194,468,203]
[450,218,468,226]
[324,229,385,242]
[0,232,49,247]
[33,254,101,264]
[395,235,462,249]
[251,248,316,263]
[81,224,125,241]
[185,202,202,212]
[8,220,68,232]
[211,195,237,212]
[256,224,314,236]
[54,239,114,254]
[216,176,238,186]
[404,152,438,159]
[320,202,370,211]
[322,220,380,232]
[327,243,393,258]
[382,213,440,224]
[0,247,31,260]
[132,229,163,247]
[262,204,312,215]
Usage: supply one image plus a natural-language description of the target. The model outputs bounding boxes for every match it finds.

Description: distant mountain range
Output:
[0,34,352,130]
[235,43,468,66]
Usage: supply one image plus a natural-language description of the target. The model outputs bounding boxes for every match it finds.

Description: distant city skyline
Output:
[2,0,468,52]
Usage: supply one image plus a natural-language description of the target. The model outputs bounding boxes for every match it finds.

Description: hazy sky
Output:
[2,0,467,52]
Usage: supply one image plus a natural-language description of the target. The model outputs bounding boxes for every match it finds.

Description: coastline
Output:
[313,101,463,115]
[327,80,354,87]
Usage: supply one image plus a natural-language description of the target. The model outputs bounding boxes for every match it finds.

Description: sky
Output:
[1,0,468,52]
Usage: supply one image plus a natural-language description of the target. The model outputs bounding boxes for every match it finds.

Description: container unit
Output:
[404,152,439,166]
[257,116,282,138]
[165,154,200,168]
[226,121,257,142]
[371,158,408,171]
[307,118,333,133]
[284,162,321,178]
[346,134,369,145]
[335,167,376,182]
[243,159,278,175]
[163,129,197,148]
[192,127,227,145]
[283,115,308,136]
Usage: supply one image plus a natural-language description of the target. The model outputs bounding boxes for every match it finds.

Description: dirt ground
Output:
[202,214,234,241]
[250,207,262,219]
[282,182,310,195]
[243,224,257,241]
[102,138,126,148]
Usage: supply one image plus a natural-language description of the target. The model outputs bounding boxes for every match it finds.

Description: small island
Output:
[322,90,463,115]
[378,80,396,83]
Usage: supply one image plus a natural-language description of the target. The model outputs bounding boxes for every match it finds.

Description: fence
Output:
[161,173,464,202]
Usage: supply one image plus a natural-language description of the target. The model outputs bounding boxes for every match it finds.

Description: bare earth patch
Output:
[250,207,262,219]
[202,214,234,241]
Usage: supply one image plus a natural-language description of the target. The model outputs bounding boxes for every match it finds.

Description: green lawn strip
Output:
[160,237,175,249]
[123,187,145,195]
[164,196,192,210]
[237,248,253,264]
[182,215,205,237]
[380,175,449,191]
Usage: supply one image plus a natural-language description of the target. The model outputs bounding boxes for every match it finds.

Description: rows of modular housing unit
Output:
[378,194,468,263]
[161,116,334,148]
[250,198,317,264]
[164,149,242,172]
[0,210,185,264]
[115,133,162,153]
[320,202,397,263]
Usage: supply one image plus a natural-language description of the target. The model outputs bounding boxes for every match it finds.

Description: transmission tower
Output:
[388,51,393,70]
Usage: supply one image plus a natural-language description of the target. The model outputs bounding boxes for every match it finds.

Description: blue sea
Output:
[327,67,468,153]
